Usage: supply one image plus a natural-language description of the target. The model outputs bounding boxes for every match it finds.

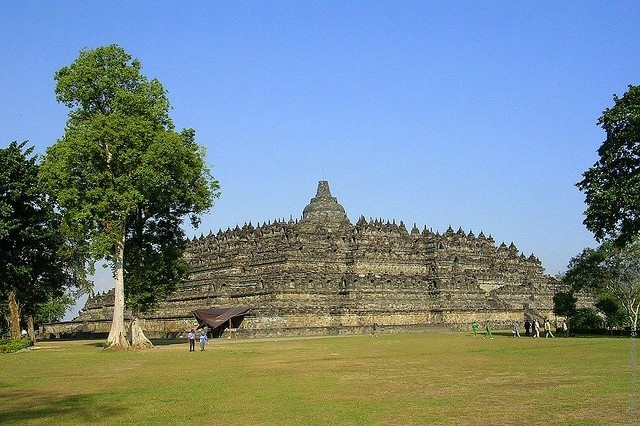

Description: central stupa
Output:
[300,180,350,230]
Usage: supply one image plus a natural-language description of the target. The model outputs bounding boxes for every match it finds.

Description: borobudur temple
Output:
[45,181,563,339]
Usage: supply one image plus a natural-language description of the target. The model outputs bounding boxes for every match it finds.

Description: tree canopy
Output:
[0,141,71,339]
[40,45,219,348]
[552,291,577,319]
[577,84,640,245]
[564,240,640,333]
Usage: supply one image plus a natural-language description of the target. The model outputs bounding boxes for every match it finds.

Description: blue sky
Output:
[2,3,639,316]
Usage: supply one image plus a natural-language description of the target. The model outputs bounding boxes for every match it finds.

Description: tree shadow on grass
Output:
[86,341,108,348]
[150,338,184,346]
[0,388,124,423]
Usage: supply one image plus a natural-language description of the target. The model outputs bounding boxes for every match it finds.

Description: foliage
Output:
[564,240,640,332]
[0,141,74,339]
[577,84,640,245]
[563,246,607,291]
[595,296,627,329]
[1,293,75,336]
[34,294,76,325]
[571,307,604,330]
[40,45,219,347]
[552,291,577,318]
[0,338,32,353]
[42,45,174,263]
[125,215,189,315]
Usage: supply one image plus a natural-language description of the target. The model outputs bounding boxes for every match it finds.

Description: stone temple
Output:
[46,181,561,338]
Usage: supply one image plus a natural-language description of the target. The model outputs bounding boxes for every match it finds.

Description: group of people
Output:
[187,329,208,351]
[523,318,560,338]
[472,318,567,339]
[471,320,493,339]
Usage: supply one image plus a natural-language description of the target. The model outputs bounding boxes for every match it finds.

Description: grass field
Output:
[0,332,636,425]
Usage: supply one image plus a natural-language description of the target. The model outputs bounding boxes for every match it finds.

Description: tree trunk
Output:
[625,299,639,338]
[106,230,130,349]
[7,288,21,340]
[27,315,36,342]
[129,317,153,349]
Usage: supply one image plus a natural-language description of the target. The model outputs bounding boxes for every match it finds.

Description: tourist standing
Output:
[188,329,196,352]
[472,320,479,337]
[533,319,540,338]
[562,320,568,337]
[483,320,493,339]
[512,321,520,337]
[371,323,378,337]
[524,319,531,337]
[544,319,554,338]
[199,330,208,351]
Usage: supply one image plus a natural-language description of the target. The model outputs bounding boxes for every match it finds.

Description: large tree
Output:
[577,84,640,245]
[0,141,70,340]
[564,241,640,334]
[124,199,191,347]
[40,45,219,348]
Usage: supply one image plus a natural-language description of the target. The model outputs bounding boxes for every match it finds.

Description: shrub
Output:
[0,338,33,353]
[571,308,604,330]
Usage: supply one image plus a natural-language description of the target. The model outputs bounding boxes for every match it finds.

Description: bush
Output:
[571,308,604,330]
[0,338,33,353]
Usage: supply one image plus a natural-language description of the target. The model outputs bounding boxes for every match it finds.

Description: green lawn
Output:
[0,332,636,425]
